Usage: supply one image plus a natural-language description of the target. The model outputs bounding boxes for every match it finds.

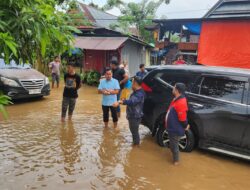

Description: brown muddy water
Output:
[0,86,249,190]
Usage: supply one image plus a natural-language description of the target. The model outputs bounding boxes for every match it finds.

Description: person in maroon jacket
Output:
[165,83,190,165]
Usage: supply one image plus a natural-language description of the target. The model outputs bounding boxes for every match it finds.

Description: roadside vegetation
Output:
[0,0,80,116]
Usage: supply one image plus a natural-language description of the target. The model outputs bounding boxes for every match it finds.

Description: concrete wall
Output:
[121,40,146,76]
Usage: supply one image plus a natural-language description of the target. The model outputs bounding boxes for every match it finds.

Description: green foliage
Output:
[0,33,17,63]
[104,0,170,43]
[103,0,124,11]
[0,94,12,119]
[88,2,101,10]
[170,33,180,43]
[67,1,93,27]
[0,0,80,69]
[82,70,101,86]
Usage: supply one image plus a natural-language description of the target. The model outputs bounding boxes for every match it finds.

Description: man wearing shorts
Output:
[49,56,61,88]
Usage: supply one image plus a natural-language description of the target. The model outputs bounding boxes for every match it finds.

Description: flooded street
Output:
[0,86,249,190]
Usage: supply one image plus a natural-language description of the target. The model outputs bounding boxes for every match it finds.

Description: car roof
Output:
[153,65,250,77]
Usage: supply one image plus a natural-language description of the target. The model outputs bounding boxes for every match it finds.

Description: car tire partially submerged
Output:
[157,125,195,152]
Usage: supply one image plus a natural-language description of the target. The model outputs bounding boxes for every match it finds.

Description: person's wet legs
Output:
[52,73,56,89]
[169,133,180,165]
[110,106,118,128]
[68,98,76,121]
[128,118,141,145]
[102,106,110,128]
[56,74,60,88]
[61,97,69,122]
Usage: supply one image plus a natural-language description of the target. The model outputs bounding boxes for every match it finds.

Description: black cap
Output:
[175,83,186,94]
[133,76,143,86]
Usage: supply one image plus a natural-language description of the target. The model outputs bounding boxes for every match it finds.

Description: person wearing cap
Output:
[110,60,129,118]
[113,77,145,146]
[61,64,81,122]
[165,83,190,165]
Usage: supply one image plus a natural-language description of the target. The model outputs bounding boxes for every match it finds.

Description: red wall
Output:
[84,50,106,73]
[83,50,120,73]
[198,20,250,69]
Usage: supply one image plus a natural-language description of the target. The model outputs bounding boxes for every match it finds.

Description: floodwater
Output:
[0,86,249,190]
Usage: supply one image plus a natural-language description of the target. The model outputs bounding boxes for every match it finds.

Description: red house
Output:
[72,3,151,76]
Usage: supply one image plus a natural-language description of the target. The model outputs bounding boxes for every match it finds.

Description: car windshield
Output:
[0,59,31,69]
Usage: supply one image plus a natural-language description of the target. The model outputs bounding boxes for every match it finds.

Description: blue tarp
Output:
[151,48,169,58]
[184,22,201,35]
[70,48,82,55]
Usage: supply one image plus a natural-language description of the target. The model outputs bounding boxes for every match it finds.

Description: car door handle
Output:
[189,102,204,109]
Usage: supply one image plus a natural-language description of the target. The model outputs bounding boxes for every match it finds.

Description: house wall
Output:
[84,50,120,73]
[121,41,145,76]
[145,49,151,67]
[84,50,106,73]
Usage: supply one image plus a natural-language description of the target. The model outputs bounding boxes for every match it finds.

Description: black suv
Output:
[141,65,250,160]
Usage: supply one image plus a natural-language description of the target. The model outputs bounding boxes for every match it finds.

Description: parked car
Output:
[0,59,50,100]
[141,65,250,160]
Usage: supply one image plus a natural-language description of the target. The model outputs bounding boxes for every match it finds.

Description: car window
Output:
[160,72,197,92]
[200,77,245,103]
[0,59,31,69]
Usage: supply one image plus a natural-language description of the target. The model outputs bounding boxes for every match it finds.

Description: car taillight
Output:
[142,82,152,92]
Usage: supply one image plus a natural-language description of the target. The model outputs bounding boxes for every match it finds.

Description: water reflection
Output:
[0,86,249,190]
[95,128,126,189]
[59,122,80,176]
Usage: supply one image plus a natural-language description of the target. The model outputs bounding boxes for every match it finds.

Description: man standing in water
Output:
[49,56,61,88]
[98,68,120,128]
[165,83,189,165]
[110,60,129,118]
[61,64,81,122]
[113,76,145,146]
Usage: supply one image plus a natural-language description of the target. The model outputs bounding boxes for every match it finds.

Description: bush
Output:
[0,94,12,119]
[82,70,101,86]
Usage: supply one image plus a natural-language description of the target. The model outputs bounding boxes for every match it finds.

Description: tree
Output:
[0,0,80,72]
[104,0,170,42]
[67,1,93,27]
[103,0,124,11]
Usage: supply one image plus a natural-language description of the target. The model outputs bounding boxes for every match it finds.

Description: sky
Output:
[83,0,219,19]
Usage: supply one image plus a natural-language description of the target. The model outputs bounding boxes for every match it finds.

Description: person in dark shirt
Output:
[136,64,148,79]
[165,83,190,165]
[110,60,129,118]
[61,64,81,122]
[113,77,145,146]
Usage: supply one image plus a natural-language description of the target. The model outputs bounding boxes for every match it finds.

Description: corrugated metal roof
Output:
[79,3,118,29]
[74,37,128,50]
[87,6,118,29]
[204,0,250,19]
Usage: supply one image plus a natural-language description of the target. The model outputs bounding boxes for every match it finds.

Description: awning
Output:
[74,37,128,50]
